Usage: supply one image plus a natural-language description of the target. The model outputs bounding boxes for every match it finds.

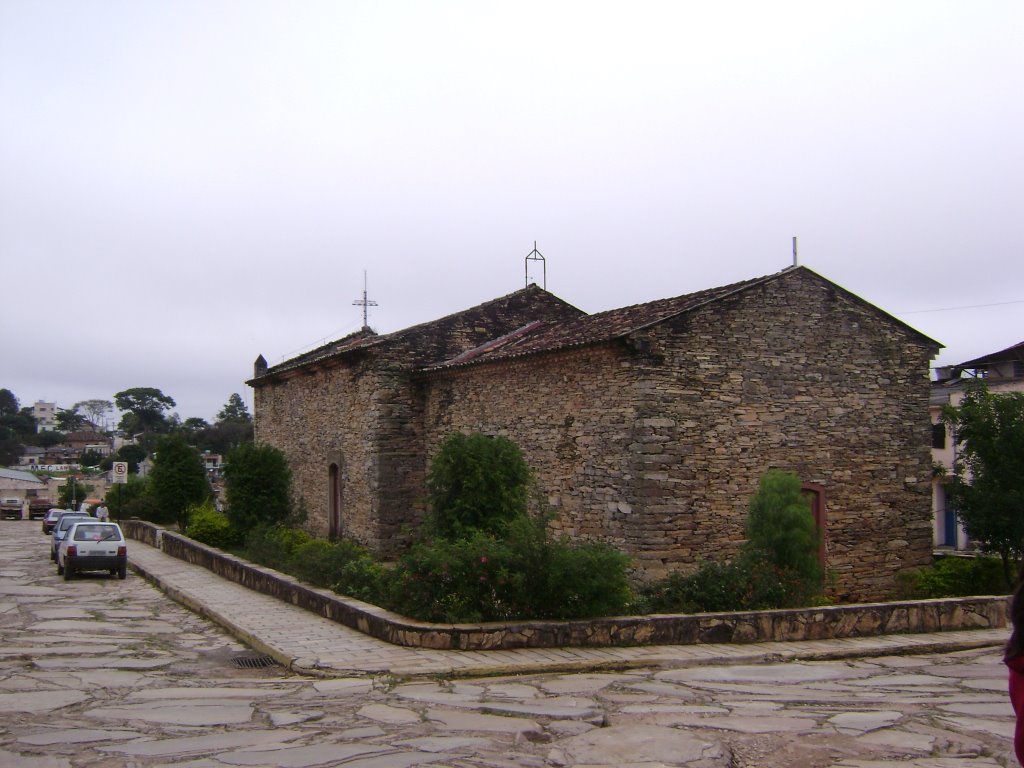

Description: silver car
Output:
[57,521,127,580]
[49,512,91,561]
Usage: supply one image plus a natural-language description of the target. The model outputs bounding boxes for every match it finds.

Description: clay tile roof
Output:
[254,284,583,381]
[955,340,1024,370]
[262,327,382,376]
[66,431,107,441]
[424,272,773,370]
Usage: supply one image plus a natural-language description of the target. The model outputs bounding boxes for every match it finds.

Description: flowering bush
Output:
[385,515,633,622]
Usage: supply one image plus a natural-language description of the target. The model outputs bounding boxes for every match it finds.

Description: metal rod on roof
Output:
[525,241,546,289]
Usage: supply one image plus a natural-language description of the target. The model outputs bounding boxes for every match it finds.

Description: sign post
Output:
[112,462,128,521]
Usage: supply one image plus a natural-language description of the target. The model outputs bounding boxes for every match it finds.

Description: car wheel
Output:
[62,565,73,581]
[50,549,56,562]
[117,565,127,580]
[56,562,63,575]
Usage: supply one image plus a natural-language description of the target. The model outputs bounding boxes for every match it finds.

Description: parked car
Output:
[57,521,127,580]
[50,512,92,561]
[42,508,72,535]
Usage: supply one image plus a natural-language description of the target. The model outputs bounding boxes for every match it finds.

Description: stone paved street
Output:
[0,521,1018,767]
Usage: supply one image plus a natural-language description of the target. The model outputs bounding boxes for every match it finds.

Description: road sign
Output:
[112,462,129,484]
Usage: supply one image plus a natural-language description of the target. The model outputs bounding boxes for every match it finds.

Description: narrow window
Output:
[931,422,946,450]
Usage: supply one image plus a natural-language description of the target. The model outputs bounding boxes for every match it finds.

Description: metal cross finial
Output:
[352,271,378,330]
[525,241,546,289]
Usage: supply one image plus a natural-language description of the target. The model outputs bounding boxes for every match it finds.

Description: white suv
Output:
[57,521,127,580]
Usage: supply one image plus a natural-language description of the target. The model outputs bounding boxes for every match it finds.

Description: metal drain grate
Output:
[231,654,278,670]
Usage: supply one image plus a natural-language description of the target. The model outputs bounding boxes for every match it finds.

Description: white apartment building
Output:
[32,401,56,432]
[931,340,1024,550]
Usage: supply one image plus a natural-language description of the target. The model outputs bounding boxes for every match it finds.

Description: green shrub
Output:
[334,557,388,604]
[243,524,303,572]
[385,515,633,622]
[642,550,824,614]
[184,502,239,550]
[241,524,383,600]
[744,469,822,604]
[897,555,1009,599]
[427,432,530,539]
[289,536,376,591]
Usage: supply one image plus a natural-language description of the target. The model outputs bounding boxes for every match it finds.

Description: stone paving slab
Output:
[127,541,1009,679]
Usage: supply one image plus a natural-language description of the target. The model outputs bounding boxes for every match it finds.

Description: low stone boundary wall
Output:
[121,518,160,548]
[124,521,1009,652]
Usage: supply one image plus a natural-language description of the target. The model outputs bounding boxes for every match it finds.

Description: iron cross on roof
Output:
[352,271,378,330]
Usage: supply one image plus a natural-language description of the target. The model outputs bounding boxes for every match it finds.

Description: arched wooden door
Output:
[328,463,342,540]
[802,484,827,570]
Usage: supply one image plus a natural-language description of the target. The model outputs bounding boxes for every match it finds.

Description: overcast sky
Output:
[2,1,1021,424]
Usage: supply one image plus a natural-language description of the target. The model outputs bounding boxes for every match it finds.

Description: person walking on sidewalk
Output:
[1005,583,1024,765]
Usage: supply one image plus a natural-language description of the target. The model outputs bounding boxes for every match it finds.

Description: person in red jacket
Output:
[1006,583,1024,765]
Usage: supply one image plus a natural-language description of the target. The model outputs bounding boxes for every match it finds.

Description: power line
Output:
[898,299,1024,315]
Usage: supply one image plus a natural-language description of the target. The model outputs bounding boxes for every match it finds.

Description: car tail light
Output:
[117,546,126,556]
[67,545,77,556]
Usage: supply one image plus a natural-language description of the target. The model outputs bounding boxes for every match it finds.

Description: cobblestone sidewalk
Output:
[128,541,1009,679]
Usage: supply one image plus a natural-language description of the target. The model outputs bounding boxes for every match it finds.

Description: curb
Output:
[128,559,1007,680]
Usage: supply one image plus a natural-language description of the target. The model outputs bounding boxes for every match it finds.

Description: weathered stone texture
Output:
[253,286,583,553]
[420,270,936,601]
[251,268,937,602]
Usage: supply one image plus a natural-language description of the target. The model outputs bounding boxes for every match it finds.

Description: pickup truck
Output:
[1,498,23,520]
[28,499,52,520]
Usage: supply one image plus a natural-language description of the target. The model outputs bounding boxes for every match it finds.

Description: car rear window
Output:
[58,515,88,531]
[73,524,122,542]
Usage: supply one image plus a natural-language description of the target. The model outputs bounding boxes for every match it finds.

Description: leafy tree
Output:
[74,399,113,429]
[218,393,252,423]
[176,417,211,446]
[0,405,35,441]
[426,432,531,539]
[192,393,254,453]
[101,474,153,521]
[0,394,32,464]
[744,469,822,602]
[35,430,66,448]
[0,435,20,466]
[114,387,176,437]
[149,433,210,530]
[0,389,19,416]
[78,449,105,468]
[223,442,292,534]
[100,443,147,474]
[58,477,94,509]
[943,381,1024,589]
[55,407,89,432]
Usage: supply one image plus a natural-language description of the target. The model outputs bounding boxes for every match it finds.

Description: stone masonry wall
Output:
[253,354,386,548]
[252,288,585,556]
[421,270,937,602]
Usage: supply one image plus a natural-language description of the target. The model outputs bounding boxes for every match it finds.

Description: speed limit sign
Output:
[112,462,129,484]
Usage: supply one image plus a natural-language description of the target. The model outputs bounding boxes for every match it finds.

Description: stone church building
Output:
[249,266,941,602]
